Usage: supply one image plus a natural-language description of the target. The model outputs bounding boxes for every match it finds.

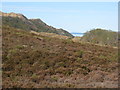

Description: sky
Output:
[1,2,118,33]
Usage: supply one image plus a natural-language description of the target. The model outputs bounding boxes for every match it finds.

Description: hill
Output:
[2,26,118,88]
[0,11,73,38]
[80,29,118,47]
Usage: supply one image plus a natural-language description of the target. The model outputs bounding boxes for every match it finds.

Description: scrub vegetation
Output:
[2,26,118,88]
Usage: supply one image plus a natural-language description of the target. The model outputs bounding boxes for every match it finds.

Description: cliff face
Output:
[1,11,73,38]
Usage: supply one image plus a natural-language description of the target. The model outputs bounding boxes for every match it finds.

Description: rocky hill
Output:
[0,11,73,38]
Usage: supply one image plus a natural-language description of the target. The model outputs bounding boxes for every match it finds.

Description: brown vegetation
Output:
[2,26,118,88]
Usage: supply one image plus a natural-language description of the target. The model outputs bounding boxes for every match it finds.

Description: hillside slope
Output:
[1,11,73,38]
[80,29,118,47]
[2,26,118,88]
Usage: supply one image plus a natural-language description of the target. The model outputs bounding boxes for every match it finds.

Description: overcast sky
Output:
[2,2,118,33]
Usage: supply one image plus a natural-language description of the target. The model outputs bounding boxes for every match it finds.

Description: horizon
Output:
[1,2,118,33]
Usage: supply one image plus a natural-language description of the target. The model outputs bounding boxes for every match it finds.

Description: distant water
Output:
[71,33,84,37]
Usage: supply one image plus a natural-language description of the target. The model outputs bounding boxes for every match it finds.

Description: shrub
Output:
[77,50,84,58]
[31,73,39,83]
[64,70,73,76]
[51,76,58,82]
[77,57,82,61]
[16,45,24,49]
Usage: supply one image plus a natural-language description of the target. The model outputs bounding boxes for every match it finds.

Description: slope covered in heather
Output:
[2,26,118,88]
